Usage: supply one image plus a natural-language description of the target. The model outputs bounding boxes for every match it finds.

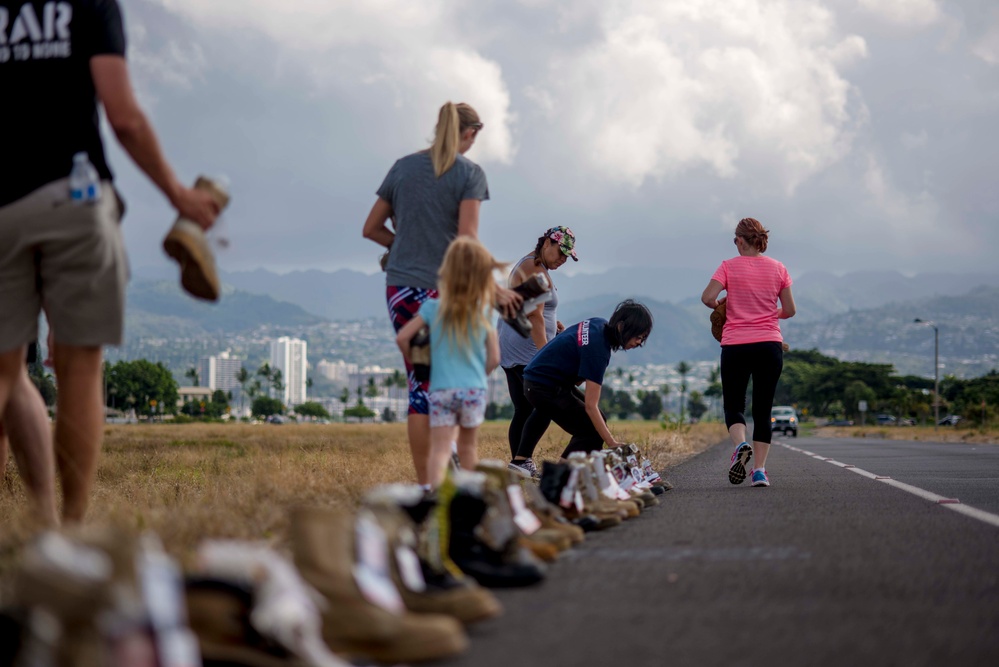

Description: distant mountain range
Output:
[124,268,999,378]
[190,266,999,325]
[123,280,325,339]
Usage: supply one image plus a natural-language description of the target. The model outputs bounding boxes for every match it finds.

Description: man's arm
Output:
[91,55,218,229]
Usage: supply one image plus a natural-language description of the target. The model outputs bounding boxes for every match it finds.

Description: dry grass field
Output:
[813,425,999,444]
[0,420,726,581]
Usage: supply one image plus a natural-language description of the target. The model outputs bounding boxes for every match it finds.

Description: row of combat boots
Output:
[0,445,669,667]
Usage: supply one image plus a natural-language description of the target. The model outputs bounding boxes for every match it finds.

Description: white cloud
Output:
[530,0,868,193]
[148,0,516,165]
[125,20,206,104]
[863,152,938,233]
[856,0,941,28]
[971,13,999,65]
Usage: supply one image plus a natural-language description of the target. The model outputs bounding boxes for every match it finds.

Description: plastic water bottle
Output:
[68,151,100,203]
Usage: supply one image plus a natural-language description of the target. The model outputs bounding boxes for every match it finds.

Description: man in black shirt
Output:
[0,0,220,522]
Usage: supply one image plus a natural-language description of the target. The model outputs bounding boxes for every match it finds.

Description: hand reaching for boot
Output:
[172,186,221,230]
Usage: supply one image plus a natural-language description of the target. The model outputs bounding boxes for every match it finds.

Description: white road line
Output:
[779,443,999,529]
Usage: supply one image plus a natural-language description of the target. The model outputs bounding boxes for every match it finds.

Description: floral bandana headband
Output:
[546,226,578,261]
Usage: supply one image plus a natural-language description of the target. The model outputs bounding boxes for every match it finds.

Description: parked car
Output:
[827,418,854,427]
[265,415,286,424]
[938,414,963,426]
[875,414,897,426]
[771,406,798,437]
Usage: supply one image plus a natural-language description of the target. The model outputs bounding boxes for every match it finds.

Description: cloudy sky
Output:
[110,0,999,281]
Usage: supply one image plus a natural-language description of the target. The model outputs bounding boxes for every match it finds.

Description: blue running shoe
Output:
[728,443,753,485]
[750,468,770,487]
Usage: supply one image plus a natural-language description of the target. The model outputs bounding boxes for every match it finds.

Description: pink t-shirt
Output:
[711,255,792,346]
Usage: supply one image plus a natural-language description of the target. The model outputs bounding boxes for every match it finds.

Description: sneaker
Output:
[507,460,533,479]
[522,459,540,477]
[728,443,753,485]
[750,468,770,487]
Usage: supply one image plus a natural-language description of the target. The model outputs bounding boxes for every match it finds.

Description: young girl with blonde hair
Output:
[397,237,502,486]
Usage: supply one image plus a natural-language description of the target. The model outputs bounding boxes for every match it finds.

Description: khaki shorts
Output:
[0,178,127,352]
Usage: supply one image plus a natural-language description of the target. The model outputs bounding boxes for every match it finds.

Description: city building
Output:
[270,336,308,407]
[317,359,358,383]
[198,350,243,391]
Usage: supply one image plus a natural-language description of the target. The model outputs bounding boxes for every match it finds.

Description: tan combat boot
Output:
[362,489,502,624]
[289,507,468,663]
[162,176,229,302]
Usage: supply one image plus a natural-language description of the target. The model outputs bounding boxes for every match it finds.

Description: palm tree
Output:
[660,383,671,414]
[705,365,723,420]
[236,367,250,417]
[306,376,313,401]
[365,376,379,399]
[185,367,199,387]
[272,369,285,400]
[257,363,272,397]
[676,361,691,423]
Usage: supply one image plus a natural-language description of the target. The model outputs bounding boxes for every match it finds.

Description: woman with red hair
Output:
[701,218,796,488]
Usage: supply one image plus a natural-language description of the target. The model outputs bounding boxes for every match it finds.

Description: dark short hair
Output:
[606,299,653,351]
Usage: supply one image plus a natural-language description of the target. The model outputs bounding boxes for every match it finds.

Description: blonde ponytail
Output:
[429,101,482,178]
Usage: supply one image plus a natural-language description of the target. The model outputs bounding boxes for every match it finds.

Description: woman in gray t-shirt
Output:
[499,226,578,478]
[361,102,489,488]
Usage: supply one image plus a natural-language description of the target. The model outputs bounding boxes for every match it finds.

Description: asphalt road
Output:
[451,436,999,667]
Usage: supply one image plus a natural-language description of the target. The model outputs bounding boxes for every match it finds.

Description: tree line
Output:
[776,349,998,426]
[39,351,997,428]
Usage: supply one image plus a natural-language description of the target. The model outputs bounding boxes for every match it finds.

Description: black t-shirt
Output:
[0,0,126,207]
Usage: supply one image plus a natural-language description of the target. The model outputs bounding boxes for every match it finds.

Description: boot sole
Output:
[728,444,753,485]
[329,631,469,664]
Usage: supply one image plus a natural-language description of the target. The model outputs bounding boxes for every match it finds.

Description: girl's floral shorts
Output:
[429,387,487,428]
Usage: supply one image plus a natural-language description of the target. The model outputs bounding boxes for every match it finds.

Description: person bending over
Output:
[520,300,653,460]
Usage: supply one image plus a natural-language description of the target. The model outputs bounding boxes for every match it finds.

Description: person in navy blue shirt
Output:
[522,300,653,459]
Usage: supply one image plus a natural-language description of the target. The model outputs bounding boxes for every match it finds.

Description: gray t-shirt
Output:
[377,151,490,290]
[498,255,559,368]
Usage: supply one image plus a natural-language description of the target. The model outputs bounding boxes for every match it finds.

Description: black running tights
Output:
[720,341,784,444]
[523,380,604,458]
[502,366,552,460]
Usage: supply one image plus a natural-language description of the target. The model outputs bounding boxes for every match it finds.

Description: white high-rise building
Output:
[198,351,243,391]
[317,359,357,383]
[270,337,308,407]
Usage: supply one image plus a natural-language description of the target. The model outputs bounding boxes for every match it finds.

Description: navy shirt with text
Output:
[524,318,612,388]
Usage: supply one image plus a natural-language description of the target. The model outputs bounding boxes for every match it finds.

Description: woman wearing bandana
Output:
[498,226,578,478]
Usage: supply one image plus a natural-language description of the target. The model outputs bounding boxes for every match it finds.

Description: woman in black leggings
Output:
[701,218,796,487]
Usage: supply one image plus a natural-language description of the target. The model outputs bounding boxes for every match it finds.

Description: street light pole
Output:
[914,319,939,429]
[933,324,939,429]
